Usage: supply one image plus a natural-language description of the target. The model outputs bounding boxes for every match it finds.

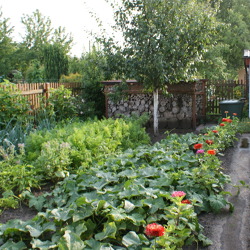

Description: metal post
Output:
[249,67,250,118]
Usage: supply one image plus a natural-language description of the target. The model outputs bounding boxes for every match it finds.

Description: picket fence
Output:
[3,82,83,110]
[1,80,246,116]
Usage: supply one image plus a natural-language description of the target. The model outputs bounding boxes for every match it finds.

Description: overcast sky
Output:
[1,0,118,57]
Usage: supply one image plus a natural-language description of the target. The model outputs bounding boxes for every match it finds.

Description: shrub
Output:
[59,73,82,83]
[0,80,31,128]
[47,85,78,121]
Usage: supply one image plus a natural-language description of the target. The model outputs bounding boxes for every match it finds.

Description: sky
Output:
[1,0,118,57]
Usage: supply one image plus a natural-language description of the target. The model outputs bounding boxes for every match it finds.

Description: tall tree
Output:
[21,9,52,54]
[197,0,250,79]
[0,8,16,76]
[52,26,73,54]
[43,43,69,82]
[101,0,219,135]
[20,9,73,80]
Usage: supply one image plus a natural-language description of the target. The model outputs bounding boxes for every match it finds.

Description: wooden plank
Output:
[21,89,44,95]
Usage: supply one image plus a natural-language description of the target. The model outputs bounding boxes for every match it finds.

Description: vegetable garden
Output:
[0,106,240,249]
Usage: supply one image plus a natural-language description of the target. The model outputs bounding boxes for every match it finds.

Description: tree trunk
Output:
[153,88,159,136]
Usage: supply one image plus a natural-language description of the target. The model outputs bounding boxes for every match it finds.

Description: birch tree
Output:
[101,0,219,135]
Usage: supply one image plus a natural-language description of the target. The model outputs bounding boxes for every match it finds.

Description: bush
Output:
[0,80,31,128]
[47,85,78,121]
[59,73,82,83]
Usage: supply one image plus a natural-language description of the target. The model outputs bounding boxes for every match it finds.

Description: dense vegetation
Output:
[0,115,241,249]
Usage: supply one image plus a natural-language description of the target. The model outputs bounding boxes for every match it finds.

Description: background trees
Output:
[197,0,250,79]
[0,8,16,76]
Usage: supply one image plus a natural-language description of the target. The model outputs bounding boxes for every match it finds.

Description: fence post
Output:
[44,83,50,105]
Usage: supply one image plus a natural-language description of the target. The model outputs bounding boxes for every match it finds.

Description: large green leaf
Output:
[31,239,57,249]
[0,240,26,250]
[72,206,93,222]
[58,230,86,250]
[95,222,117,241]
[122,231,141,247]
[50,208,73,222]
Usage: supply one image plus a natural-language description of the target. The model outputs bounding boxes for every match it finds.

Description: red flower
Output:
[181,199,191,204]
[207,149,216,155]
[145,223,165,237]
[222,118,232,123]
[212,130,218,133]
[224,111,229,114]
[193,143,203,150]
[233,113,237,116]
[205,139,213,145]
[172,191,186,197]
[219,123,225,126]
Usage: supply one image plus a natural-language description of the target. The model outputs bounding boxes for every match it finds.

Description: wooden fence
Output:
[206,80,247,115]
[2,82,83,110]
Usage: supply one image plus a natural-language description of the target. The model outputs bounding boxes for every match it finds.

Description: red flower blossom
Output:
[222,118,232,123]
[205,140,213,145]
[172,191,186,197]
[233,113,237,116]
[145,223,165,237]
[181,199,191,204]
[207,149,216,155]
[212,130,218,133]
[219,123,225,127]
[193,143,203,150]
[224,111,229,114]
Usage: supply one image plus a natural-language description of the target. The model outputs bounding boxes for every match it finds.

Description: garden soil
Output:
[0,127,250,250]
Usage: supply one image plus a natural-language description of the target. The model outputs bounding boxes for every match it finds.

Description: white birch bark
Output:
[153,88,159,136]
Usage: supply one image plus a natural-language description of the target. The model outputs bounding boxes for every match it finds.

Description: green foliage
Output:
[25,118,150,178]
[43,43,69,82]
[80,46,106,119]
[102,0,219,87]
[0,117,239,248]
[0,81,31,128]
[47,85,78,121]
[0,8,16,76]
[59,73,82,83]
[233,85,245,99]
[0,145,40,193]
[198,0,250,79]
[25,59,45,83]
[238,118,250,133]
